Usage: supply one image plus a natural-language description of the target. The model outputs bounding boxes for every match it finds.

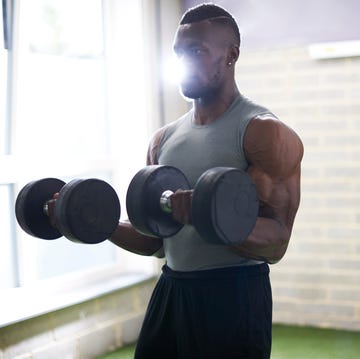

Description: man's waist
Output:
[162,262,268,280]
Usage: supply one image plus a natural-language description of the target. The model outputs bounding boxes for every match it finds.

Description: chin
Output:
[180,93,196,102]
[181,87,217,102]
[180,86,201,100]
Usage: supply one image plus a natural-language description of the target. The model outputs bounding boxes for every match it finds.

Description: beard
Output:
[179,62,222,101]
[179,77,219,100]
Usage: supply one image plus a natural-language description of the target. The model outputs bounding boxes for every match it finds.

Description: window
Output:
[1,0,18,289]
[0,0,156,296]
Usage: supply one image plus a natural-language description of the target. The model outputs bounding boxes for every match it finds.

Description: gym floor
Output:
[96,324,360,359]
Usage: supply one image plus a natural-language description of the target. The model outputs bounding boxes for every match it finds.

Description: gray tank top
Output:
[157,94,273,271]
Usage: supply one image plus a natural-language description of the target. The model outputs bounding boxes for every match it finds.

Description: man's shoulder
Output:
[244,115,304,178]
[248,115,299,141]
[236,94,274,118]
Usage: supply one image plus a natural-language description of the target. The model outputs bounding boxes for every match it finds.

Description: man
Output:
[110,3,303,358]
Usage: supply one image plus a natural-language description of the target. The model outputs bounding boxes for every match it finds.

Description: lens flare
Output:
[162,55,187,85]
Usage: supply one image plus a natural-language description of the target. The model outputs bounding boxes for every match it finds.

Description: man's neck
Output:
[193,86,240,126]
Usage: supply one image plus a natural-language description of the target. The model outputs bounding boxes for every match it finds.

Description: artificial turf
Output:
[97,324,360,358]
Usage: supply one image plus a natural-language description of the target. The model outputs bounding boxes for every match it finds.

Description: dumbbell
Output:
[15,178,120,244]
[126,165,259,245]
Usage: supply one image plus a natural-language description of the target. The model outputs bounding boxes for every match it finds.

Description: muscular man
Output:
[110,4,303,358]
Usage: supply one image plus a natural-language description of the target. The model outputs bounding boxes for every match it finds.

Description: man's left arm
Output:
[232,116,304,263]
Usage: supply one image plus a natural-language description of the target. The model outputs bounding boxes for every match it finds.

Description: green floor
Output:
[97,324,360,359]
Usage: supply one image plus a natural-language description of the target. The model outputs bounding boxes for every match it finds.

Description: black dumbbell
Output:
[15,178,120,244]
[126,165,259,245]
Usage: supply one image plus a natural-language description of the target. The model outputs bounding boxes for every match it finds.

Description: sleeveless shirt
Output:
[157,94,274,271]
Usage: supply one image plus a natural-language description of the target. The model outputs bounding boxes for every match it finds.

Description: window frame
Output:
[0,0,160,328]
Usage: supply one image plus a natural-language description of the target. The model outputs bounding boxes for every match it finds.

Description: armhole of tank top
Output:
[238,116,253,165]
[156,114,188,161]
[156,127,168,162]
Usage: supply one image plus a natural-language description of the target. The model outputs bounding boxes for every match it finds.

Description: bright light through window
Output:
[0,0,155,290]
[162,54,187,85]
[0,3,8,154]
[14,0,116,282]
[15,0,106,158]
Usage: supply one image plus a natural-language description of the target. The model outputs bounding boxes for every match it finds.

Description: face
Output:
[173,21,232,100]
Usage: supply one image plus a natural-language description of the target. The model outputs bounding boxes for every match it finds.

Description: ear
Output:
[227,45,240,65]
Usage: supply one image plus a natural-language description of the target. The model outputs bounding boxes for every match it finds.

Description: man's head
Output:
[180,3,240,47]
[173,3,241,101]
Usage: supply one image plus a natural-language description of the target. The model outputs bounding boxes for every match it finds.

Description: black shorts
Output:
[135,263,272,359]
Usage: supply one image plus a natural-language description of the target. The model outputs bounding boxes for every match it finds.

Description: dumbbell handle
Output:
[160,190,173,213]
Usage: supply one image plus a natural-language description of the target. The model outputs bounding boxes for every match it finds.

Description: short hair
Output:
[180,3,240,46]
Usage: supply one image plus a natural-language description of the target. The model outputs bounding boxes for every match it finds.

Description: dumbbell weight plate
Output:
[15,178,65,239]
[54,179,120,244]
[126,165,191,238]
[192,167,259,245]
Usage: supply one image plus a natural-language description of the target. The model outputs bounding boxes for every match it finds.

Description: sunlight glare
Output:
[163,55,187,85]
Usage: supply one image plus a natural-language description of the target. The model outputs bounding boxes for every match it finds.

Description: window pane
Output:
[0,1,8,154]
[36,239,117,280]
[15,0,117,282]
[16,0,107,157]
[0,185,18,289]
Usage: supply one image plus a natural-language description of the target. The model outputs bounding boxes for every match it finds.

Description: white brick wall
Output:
[238,46,360,331]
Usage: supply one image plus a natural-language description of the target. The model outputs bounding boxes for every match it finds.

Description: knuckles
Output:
[170,189,193,225]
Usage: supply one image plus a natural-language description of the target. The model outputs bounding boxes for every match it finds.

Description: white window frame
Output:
[0,0,160,328]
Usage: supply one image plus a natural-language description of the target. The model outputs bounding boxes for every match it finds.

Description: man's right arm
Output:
[108,127,167,257]
[108,220,164,256]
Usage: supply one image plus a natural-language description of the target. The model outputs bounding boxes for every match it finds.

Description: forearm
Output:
[109,220,163,256]
[232,217,291,264]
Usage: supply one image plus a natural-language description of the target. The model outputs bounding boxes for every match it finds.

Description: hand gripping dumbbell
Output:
[126,165,259,245]
[15,178,120,244]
